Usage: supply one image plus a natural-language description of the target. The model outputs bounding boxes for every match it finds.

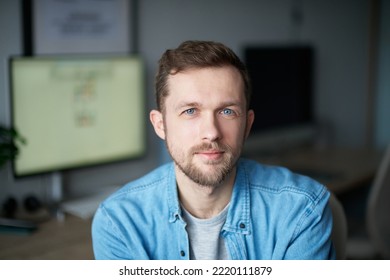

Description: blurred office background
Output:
[0,0,389,259]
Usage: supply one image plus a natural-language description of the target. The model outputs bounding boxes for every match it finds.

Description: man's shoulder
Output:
[102,162,174,204]
[239,158,328,202]
[124,162,174,191]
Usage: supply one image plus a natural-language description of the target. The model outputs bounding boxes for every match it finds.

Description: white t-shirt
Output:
[181,204,229,260]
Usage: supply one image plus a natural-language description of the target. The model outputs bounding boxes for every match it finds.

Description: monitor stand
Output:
[46,171,65,221]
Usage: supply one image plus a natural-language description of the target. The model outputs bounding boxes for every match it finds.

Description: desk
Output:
[0,215,93,260]
[248,147,382,195]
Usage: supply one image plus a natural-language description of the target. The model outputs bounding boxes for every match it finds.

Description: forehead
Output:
[165,66,245,108]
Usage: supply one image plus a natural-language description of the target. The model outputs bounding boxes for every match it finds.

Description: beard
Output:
[166,140,240,187]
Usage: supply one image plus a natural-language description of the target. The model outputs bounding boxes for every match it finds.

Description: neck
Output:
[176,166,236,219]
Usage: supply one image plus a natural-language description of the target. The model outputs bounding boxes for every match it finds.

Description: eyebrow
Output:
[175,101,242,111]
[175,100,243,111]
[174,102,201,111]
[219,101,243,108]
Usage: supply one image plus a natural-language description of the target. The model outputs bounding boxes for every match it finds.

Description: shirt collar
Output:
[223,159,252,235]
[166,163,182,223]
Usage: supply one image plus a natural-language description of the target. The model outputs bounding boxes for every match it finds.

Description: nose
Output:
[200,113,221,142]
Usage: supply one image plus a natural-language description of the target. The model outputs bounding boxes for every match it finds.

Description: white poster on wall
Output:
[33,0,131,55]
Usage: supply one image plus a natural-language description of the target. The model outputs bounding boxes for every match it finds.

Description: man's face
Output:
[151,66,254,187]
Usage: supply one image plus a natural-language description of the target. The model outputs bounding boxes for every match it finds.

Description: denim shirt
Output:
[92,158,336,260]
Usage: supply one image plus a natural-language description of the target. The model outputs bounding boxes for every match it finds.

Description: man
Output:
[92,40,335,260]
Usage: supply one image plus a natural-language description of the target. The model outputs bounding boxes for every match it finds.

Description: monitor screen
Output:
[244,45,314,132]
[243,45,315,153]
[10,55,146,177]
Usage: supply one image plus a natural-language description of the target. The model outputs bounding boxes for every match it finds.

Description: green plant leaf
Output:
[0,126,26,168]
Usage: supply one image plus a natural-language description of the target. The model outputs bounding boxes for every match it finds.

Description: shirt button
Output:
[180,250,185,257]
[240,223,245,229]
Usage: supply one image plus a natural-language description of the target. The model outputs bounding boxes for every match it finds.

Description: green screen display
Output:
[10,55,145,176]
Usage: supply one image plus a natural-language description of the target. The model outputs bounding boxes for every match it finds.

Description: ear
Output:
[244,109,255,139]
[150,109,166,140]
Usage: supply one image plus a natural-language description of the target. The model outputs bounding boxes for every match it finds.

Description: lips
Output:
[197,150,223,154]
[195,150,224,160]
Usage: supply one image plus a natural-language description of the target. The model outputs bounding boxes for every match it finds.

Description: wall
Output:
[375,0,390,148]
[0,0,375,202]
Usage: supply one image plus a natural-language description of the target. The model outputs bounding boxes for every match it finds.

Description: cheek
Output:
[222,120,247,142]
[166,116,198,137]
[165,119,197,148]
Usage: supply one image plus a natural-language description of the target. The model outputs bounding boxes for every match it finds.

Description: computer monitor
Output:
[243,45,316,153]
[9,55,146,177]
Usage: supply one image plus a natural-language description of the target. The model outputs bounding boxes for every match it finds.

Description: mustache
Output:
[190,142,232,154]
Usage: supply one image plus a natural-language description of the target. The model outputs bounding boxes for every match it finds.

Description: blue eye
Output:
[184,108,196,115]
[222,108,233,115]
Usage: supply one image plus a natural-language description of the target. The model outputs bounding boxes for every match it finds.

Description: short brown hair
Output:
[155,40,251,112]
